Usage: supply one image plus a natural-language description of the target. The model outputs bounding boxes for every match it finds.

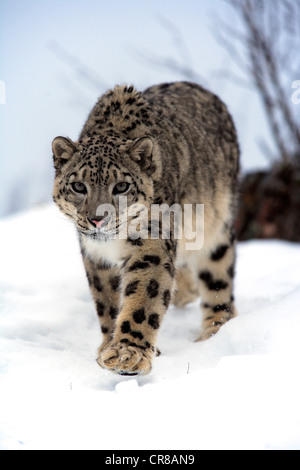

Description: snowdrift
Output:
[0,205,300,450]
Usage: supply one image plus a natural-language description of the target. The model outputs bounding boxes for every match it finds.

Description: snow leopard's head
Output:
[52,133,157,241]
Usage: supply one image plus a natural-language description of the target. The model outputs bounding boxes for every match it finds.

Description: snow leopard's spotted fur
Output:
[52,82,239,375]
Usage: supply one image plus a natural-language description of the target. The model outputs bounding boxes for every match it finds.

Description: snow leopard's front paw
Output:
[97,343,153,376]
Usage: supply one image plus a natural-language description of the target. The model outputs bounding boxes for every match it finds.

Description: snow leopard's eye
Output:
[113,182,130,195]
[71,182,87,194]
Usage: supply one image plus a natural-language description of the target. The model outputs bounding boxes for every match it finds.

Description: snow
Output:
[0,204,300,450]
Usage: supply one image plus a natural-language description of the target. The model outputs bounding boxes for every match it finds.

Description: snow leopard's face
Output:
[52,134,155,241]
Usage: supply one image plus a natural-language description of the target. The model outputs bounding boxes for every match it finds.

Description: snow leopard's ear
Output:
[52,136,78,171]
[129,137,154,172]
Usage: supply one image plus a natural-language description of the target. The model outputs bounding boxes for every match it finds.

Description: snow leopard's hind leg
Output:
[172,264,200,308]
[196,224,237,341]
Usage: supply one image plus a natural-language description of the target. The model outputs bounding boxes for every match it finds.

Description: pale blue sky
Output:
[0,0,272,217]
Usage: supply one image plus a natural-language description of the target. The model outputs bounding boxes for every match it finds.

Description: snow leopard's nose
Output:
[88,216,110,229]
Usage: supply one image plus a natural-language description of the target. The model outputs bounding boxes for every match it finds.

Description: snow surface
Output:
[0,205,300,450]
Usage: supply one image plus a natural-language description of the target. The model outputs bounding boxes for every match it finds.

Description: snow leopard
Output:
[52,81,240,376]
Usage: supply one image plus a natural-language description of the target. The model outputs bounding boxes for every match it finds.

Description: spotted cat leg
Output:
[82,255,121,351]
[172,264,200,307]
[97,238,176,375]
[196,229,237,341]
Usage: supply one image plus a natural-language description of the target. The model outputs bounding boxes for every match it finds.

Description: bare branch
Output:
[131,18,209,87]
[210,69,252,89]
[217,0,300,162]
[48,41,109,92]
[155,15,194,69]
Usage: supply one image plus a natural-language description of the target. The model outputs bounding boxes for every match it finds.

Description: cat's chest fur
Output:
[80,235,126,266]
